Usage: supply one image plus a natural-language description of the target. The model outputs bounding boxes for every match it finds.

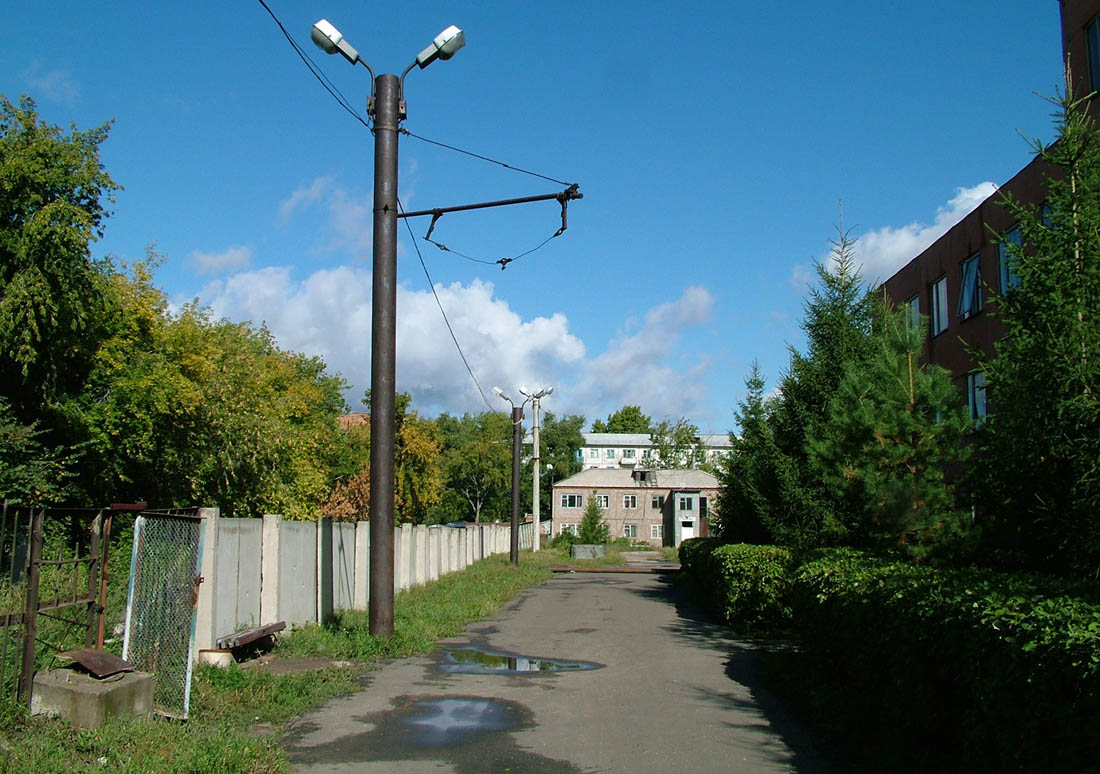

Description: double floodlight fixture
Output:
[518,386,553,400]
[310,18,464,80]
[311,19,360,65]
[415,25,466,68]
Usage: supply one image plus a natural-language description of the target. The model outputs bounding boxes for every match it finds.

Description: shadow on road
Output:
[626,575,836,774]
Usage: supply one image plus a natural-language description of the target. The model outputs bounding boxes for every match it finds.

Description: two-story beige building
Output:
[551,468,718,547]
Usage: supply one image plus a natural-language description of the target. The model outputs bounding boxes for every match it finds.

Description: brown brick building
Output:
[551,468,717,548]
[880,0,1100,422]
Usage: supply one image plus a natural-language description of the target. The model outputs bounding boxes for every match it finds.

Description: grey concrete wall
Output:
[332,522,356,611]
[214,518,262,639]
[195,512,521,662]
[353,521,369,610]
[279,520,318,627]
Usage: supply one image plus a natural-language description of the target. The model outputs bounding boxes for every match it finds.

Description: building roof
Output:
[582,432,653,446]
[552,467,719,490]
[581,432,732,448]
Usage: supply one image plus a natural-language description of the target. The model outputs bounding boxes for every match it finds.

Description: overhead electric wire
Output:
[398,200,495,412]
[401,129,574,187]
[424,229,561,270]
[257,0,370,128]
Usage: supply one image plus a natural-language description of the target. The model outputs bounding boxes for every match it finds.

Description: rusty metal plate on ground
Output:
[56,649,135,678]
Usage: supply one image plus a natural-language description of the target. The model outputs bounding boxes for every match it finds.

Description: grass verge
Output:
[0,552,553,773]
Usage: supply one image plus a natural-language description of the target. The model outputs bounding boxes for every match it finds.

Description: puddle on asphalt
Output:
[398,697,519,747]
[440,646,601,674]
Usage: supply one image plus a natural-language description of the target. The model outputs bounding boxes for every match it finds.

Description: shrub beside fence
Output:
[678,538,1100,771]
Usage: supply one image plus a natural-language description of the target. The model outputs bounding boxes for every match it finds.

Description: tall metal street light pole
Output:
[493,387,531,564]
[518,387,552,552]
[311,18,465,637]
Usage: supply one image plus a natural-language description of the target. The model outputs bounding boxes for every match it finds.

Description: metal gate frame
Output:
[122,510,204,719]
[1,503,114,706]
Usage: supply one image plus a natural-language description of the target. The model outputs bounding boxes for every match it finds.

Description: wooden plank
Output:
[216,621,286,650]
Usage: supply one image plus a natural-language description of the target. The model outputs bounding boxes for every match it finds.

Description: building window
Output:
[651,495,665,509]
[606,449,616,460]
[678,496,693,511]
[560,523,578,536]
[642,449,653,461]
[650,524,664,539]
[968,371,987,427]
[958,254,982,320]
[595,494,609,508]
[1088,15,1100,92]
[623,495,637,509]
[588,448,598,459]
[930,276,948,335]
[998,226,1022,293]
[623,524,637,539]
[623,449,636,459]
[905,295,920,330]
[561,494,582,508]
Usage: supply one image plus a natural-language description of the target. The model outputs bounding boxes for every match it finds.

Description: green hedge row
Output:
[679,538,793,632]
[678,539,1100,771]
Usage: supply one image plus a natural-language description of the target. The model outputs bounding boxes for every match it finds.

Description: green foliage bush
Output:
[680,538,1100,769]
[791,549,1100,770]
[679,538,793,633]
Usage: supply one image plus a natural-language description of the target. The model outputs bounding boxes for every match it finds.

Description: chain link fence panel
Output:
[122,512,203,719]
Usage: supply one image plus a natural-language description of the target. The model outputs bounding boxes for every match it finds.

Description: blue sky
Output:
[2,1,1065,432]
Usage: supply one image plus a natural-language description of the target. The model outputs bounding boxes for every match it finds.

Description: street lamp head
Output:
[415,24,465,69]
[518,385,529,397]
[493,386,511,403]
[311,19,360,65]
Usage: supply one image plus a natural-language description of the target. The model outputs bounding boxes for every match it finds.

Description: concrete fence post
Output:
[400,523,413,591]
[354,520,370,611]
[194,507,220,658]
[428,527,440,582]
[412,525,428,587]
[260,514,281,625]
[317,517,333,623]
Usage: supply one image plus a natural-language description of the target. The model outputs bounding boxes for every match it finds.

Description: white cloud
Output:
[574,286,716,421]
[852,182,997,284]
[198,268,714,421]
[278,177,372,259]
[189,245,253,275]
[789,182,998,289]
[279,177,331,220]
[21,61,79,105]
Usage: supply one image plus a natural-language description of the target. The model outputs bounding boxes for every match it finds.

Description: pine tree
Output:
[766,224,873,548]
[975,87,1100,578]
[577,491,610,544]
[809,305,970,549]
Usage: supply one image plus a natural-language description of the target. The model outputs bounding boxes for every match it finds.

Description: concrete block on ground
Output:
[31,668,154,729]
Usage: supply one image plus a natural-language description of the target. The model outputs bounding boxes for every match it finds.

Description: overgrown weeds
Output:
[0,552,553,773]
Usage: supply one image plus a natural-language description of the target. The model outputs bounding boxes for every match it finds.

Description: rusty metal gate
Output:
[0,502,112,705]
[122,510,203,719]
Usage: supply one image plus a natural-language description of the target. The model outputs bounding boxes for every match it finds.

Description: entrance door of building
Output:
[681,520,695,541]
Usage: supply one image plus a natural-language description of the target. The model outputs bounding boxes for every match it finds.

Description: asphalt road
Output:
[283,563,830,773]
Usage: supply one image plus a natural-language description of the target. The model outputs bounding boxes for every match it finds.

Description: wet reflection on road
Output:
[440,646,602,674]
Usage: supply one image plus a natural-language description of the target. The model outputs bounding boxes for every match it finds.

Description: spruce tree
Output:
[809,305,970,549]
[975,87,1100,578]
[767,224,873,548]
[577,491,610,544]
